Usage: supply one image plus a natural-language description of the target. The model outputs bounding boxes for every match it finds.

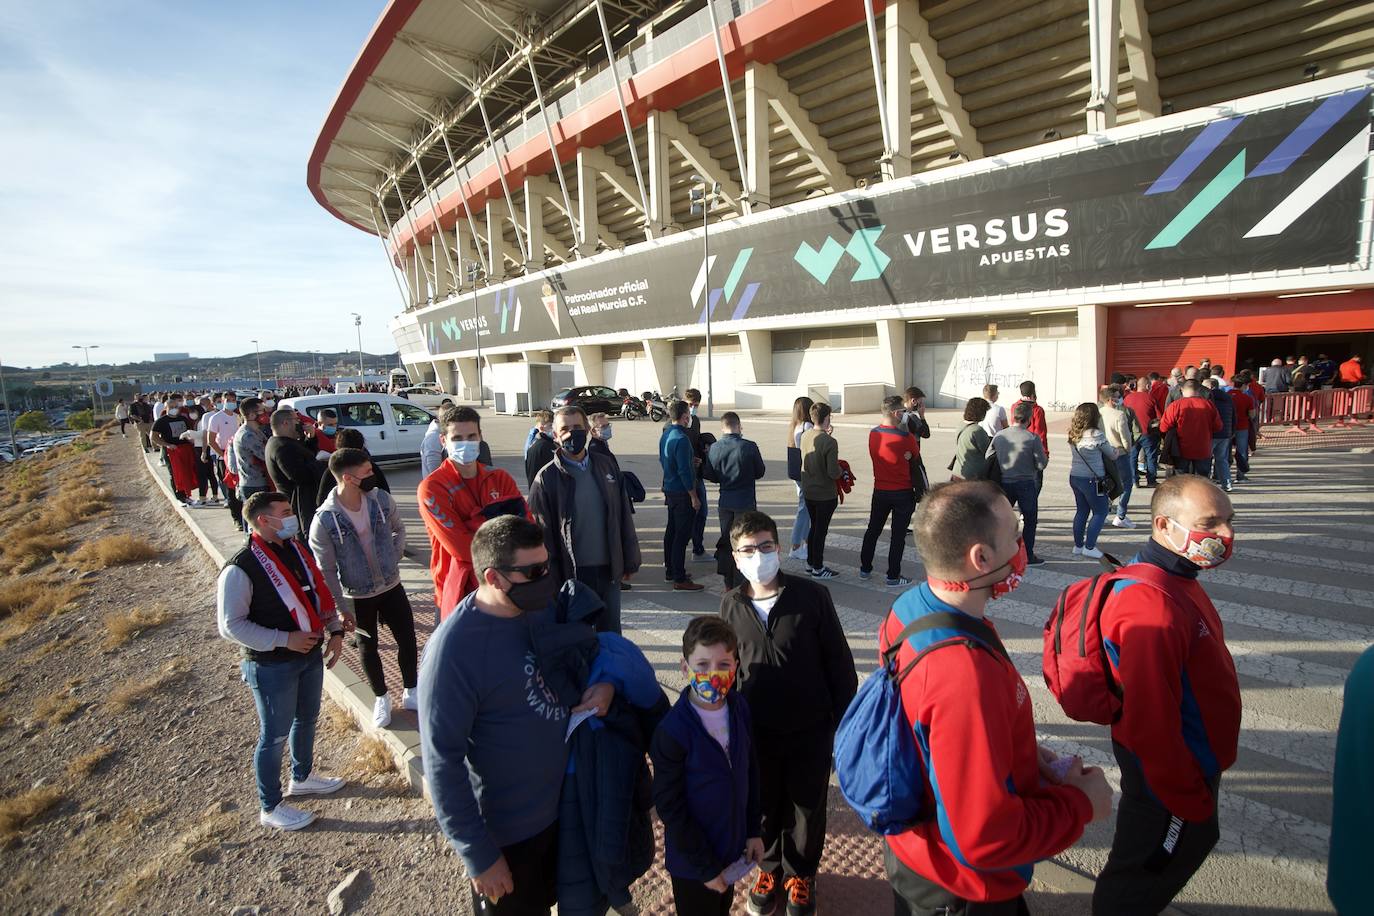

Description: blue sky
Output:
[0,1,404,368]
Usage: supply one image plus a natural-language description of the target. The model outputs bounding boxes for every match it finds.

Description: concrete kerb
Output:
[136,450,428,796]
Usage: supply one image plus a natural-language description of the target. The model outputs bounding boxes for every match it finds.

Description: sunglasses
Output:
[496,561,549,581]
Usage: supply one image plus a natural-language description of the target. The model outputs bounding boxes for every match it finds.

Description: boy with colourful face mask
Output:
[717,512,857,916]
[651,616,764,916]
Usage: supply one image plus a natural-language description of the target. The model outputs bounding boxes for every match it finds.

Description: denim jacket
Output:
[308,487,406,606]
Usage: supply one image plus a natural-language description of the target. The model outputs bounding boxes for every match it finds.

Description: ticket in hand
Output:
[1049,755,1078,782]
[722,856,757,885]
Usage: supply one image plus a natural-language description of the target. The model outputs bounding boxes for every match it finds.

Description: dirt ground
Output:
[0,432,473,915]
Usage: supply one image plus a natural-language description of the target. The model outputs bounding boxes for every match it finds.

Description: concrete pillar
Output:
[642,337,675,395]
[407,253,425,307]
[573,345,605,387]
[884,1,914,179]
[647,111,673,234]
[575,150,600,256]
[438,228,459,294]
[523,179,546,271]
[744,64,772,210]
[876,319,907,390]
[454,357,480,401]
[486,200,515,278]
[522,349,550,367]
[424,236,443,300]
[1087,0,1121,133]
[738,329,773,384]
[1077,304,1109,401]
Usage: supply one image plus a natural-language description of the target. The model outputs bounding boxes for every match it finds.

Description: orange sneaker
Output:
[784,875,815,916]
[747,869,780,915]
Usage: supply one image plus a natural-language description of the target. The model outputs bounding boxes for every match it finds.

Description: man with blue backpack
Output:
[858,480,1112,914]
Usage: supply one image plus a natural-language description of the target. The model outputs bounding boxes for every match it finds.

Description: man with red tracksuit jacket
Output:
[1093,475,1242,915]
[419,406,529,620]
[1159,380,1221,478]
[1010,381,1049,494]
[880,481,1112,913]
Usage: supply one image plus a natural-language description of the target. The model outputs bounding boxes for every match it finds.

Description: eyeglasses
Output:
[733,540,778,557]
[497,561,549,581]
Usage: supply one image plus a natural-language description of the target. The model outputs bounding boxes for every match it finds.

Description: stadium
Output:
[308,0,1374,413]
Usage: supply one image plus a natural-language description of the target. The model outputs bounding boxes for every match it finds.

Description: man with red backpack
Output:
[879,481,1111,913]
[1044,475,1241,915]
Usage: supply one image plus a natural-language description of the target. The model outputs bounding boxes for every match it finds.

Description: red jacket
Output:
[1245,380,1265,407]
[1228,390,1255,431]
[1101,565,1241,821]
[418,460,528,618]
[1122,391,1159,430]
[1010,400,1049,457]
[1339,358,1365,385]
[1160,398,1221,459]
[1150,380,1169,412]
[869,425,919,491]
[881,587,1092,903]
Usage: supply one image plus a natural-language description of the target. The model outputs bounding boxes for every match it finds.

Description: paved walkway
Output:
[141,409,1370,915]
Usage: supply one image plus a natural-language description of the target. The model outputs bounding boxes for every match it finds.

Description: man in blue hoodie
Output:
[661,400,704,591]
[703,412,767,587]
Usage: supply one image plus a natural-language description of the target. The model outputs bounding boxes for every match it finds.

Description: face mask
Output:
[735,549,780,586]
[560,428,588,455]
[927,537,1027,600]
[274,515,299,540]
[265,399,276,409]
[224,401,237,412]
[1164,519,1234,568]
[502,570,558,613]
[599,425,613,441]
[689,405,698,416]
[357,475,379,493]
[322,425,337,437]
[449,441,481,465]
[688,668,735,704]
[167,407,181,417]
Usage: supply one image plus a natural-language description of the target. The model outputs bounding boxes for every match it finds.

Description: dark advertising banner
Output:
[416,85,1371,356]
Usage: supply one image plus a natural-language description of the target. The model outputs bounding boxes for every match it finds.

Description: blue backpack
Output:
[834,607,1011,835]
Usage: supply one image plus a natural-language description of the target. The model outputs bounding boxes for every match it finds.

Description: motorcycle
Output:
[642,390,667,423]
[619,393,643,421]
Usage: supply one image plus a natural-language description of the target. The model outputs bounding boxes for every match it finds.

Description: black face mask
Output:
[504,570,558,613]
[560,428,589,455]
[358,475,380,493]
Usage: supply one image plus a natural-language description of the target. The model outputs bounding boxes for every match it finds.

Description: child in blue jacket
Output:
[651,616,763,915]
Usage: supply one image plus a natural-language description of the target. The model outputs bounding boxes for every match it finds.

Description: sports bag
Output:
[835,609,1011,835]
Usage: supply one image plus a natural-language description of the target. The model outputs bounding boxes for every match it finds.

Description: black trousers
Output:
[196,452,219,499]
[663,491,695,582]
[353,584,418,697]
[885,844,1029,916]
[803,497,838,571]
[470,820,559,915]
[757,722,833,879]
[1092,742,1220,916]
[670,876,733,916]
[860,489,916,580]
[716,506,743,589]
[213,456,244,529]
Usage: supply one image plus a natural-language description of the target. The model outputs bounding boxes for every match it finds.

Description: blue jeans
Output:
[1177,456,1213,479]
[241,650,324,811]
[1070,475,1110,549]
[1115,454,1134,519]
[1000,478,1039,557]
[691,479,708,554]
[575,564,622,634]
[1233,429,1250,476]
[791,484,810,548]
[663,491,695,583]
[1130,436,1159,485]
[1211,438,1232,487]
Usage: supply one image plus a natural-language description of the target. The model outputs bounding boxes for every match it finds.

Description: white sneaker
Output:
[188,498,203,508]
[789,545,808,561]
[260,802,316,831]
[401,688,418,712]
[287,772,345,797]
[1081,547,1104,559]
[1111,516,1136,529]
[1072,546,1083,556]
[372,694,392,728]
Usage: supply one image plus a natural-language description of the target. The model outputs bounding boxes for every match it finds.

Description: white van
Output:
[280,393,434,463]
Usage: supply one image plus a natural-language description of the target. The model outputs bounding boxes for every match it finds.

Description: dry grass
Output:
[103,604,171,648]
[70,534,159,570]
[106,658,188,711]
[0,523,74,575]
[33,693,83,727]
[110,811,236,908]
[345,735,397,780]
[326,702,359,734]
[0,786,64,843]
[48,484,111,528]
[27,633,79,661]
[0,578,84,646]
[66,747,113,780]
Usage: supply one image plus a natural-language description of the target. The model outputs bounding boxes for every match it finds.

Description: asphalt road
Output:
[377,407,1364,915]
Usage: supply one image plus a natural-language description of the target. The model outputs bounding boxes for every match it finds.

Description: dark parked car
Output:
[551,385,621,415]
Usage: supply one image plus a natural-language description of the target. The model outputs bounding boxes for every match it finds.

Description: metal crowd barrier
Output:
[1259,385,1372,435]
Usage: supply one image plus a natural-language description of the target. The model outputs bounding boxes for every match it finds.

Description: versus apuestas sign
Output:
[411,85,1370,357]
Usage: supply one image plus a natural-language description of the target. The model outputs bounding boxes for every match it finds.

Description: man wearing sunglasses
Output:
[419,515,662,916]
[716,511,857,916]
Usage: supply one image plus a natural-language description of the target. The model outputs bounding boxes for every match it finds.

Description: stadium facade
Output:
[309,0,1374,413]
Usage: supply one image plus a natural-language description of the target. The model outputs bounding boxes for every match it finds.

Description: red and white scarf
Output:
[248,533,335,633]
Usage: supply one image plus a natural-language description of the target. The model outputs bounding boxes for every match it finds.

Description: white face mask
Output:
[735,549,780,586]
